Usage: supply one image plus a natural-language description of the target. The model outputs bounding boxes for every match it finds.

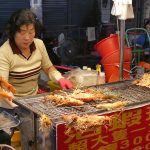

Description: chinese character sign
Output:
[57,105,150,150]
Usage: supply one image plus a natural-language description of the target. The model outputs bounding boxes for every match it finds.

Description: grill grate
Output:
[15,81,150,119]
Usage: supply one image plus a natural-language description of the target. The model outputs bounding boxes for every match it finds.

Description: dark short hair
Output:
[145,19,150,27]
[6,8,41,38]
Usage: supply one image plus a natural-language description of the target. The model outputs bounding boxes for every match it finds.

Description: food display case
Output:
[13,80,150,150]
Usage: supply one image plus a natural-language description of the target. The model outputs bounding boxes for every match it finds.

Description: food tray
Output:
[0,111,20,130]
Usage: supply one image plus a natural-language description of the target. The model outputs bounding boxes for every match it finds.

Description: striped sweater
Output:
[0,38,62,97]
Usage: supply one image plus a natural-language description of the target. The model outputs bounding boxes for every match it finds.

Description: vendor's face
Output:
[146,24,150,34]
[14,24,35,50]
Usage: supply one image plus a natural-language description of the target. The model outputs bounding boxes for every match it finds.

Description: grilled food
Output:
[0,77,16,100]
[133,73,150,88]
[45,94,84,106]
[71,89,118,102]
[44,88,118,106]
[71,89,96,102]
[96,101,128,110]
[39,114,52,131]
[62,114,112,132]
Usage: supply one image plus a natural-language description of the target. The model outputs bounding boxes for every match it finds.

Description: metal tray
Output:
[0,111,20,130]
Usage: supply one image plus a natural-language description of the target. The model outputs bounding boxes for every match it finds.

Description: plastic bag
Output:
[63,68,105,88]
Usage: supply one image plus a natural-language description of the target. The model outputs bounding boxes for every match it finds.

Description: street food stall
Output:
[11,73,150,150]
[1,1,149,150]
[1,17,149,150]
[0,54,150,150]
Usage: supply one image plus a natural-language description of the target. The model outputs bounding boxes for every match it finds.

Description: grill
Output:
[13,80,150,150]
[15,81,150,117]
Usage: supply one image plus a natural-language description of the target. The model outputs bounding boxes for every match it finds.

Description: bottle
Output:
[83,66,88,70]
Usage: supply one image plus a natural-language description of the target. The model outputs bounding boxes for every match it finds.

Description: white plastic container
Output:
[64,69,105,87]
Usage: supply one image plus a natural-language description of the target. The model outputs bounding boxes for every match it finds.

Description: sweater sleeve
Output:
[35,39,63,82]
[48,70,63,82]
[0,44,10,80]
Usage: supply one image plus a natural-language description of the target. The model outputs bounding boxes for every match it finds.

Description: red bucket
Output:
[103,62,131,83]
[94,34,120,58]
[101,47,132,64]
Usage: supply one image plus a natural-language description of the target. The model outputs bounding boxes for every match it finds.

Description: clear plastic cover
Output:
[0,111,20,130]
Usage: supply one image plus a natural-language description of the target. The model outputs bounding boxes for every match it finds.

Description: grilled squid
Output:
[71,88,118,102]
[0,77,16,100]
[39,114,52,131]
[133,73,150,88]
[62,114,112,132]
[96,101,127,110]
[44,94,84,106]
